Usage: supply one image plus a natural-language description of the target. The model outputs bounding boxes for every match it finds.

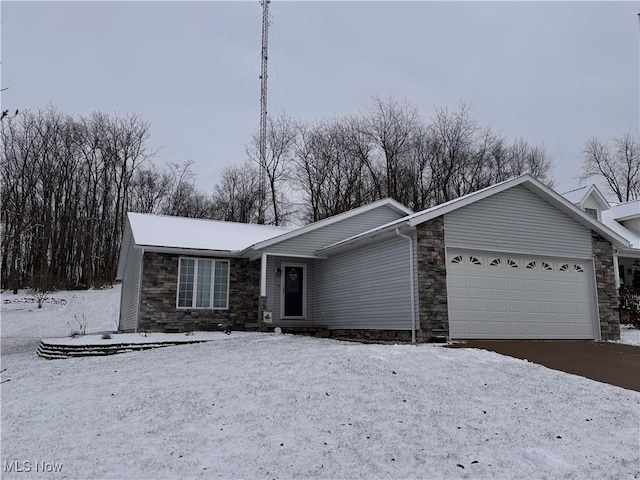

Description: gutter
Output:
[395,228,417,344]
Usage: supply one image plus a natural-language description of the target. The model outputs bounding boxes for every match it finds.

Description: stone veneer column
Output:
[415,217,449,342]
[592,232,620,341]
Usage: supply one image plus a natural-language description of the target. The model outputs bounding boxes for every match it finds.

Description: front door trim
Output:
[281,262,307,319]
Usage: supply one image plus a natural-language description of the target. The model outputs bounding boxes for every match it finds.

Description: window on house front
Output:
[584,208,598,220]
[177,258,229,309]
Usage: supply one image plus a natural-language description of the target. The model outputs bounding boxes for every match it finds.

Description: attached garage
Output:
[303,175,628,343]
[446,250,597,339]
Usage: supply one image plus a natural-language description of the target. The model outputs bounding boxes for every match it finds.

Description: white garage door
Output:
[447,250,597,340]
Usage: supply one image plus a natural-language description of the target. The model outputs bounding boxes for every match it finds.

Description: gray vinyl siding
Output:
[260,206,405,256]
[444,185,593,258]
[118,241,143,332]
[264,256,314,323]
[312,236,412,330]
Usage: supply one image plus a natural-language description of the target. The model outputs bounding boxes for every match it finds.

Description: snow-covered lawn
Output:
[1,288,639,479]
[619,324,640,346]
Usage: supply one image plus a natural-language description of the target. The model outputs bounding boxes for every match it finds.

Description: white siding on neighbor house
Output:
[259,206,405,257]
[118,241,143,332]
[444,185,593,258]
[312,236,413,330]
[264,255,314,323]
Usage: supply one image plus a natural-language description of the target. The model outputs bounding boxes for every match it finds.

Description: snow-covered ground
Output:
[619,324,640,346]
[1,288,639,479]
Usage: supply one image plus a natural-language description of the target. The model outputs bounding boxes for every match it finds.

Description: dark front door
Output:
[283,265,304,317]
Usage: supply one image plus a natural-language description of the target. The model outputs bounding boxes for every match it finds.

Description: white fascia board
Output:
[617,213,640,222]
[140,245,241,258]
[618,246,640,258]
[246,251,325,262]
[248,198,412,252]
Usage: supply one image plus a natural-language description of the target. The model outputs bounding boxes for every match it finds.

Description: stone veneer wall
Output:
[592,233,620,341]
[415,217,449,342]
[137,252,261,333]
[328,329,413,343]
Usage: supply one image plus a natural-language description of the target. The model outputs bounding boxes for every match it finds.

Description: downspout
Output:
[260,253,268,332]
[613,248,620,290]
[260,252,268,297]
[395,228,416,344]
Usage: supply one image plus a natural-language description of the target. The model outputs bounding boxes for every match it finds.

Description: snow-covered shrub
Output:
[101,333,112,340]
[28,288,49,309]
[67,314,88,337]
[619,271,640,328]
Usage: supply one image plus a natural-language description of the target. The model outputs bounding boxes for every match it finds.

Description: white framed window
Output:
[584,208,598,220]
[177,258,230,309]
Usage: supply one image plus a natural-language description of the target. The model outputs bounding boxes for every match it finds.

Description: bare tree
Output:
[129,165,172,214]
[293,119,375,222]
[247,113,296,225]
[582,133,640,202]
[212,161,261,223]
[363,97,421,203]
[1,108,153,289]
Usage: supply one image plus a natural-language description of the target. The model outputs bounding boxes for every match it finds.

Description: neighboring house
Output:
[562,184,640,288]
[117,175,632,342]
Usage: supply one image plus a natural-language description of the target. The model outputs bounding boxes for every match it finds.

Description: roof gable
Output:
[247,198,412,253]
[318,175,632,255]
[562,184,610,211]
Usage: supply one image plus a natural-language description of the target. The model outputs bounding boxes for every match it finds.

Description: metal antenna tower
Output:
[258,0,270,224]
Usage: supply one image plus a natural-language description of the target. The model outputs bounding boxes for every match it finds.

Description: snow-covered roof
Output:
[609,201,640,221]
[601,209,640,250]
[560,184,610,211]
[561,185,590,204]
[127,212,292,253]
[318,175,632,255]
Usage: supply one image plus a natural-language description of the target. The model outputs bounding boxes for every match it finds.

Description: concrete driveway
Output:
[448,340,640,392]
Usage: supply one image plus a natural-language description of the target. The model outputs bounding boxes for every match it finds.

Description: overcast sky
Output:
[2,1,638,197]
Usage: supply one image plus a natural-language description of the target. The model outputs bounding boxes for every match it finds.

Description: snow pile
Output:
[1,289,639,479]
[619,324,640,346]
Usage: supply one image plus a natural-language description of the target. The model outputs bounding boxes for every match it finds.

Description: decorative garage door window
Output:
[448,253,586,274]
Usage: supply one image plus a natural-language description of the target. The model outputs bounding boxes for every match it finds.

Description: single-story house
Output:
[561,184,640,288]
[117,174,635,342]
